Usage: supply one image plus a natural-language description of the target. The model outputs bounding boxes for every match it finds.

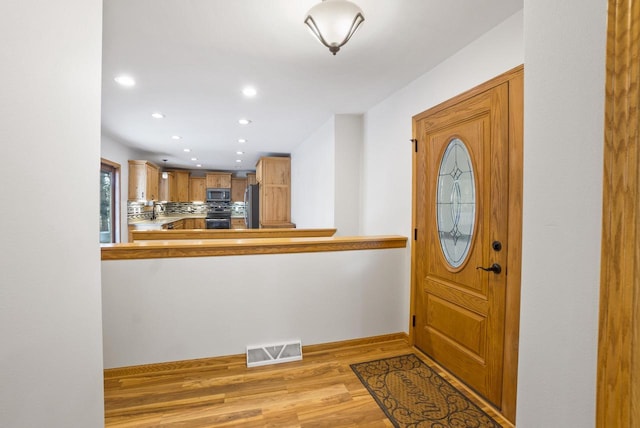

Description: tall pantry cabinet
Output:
[256,156,295,228]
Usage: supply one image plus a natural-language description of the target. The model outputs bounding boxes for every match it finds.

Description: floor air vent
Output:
[246,340,302,367]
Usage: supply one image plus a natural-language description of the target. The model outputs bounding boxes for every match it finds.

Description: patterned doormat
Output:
[351,354,501,428]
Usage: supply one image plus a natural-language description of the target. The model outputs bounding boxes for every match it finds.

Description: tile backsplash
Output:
[127,201,209,221]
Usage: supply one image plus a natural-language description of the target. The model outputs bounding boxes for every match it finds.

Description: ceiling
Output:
[101,0,523,173]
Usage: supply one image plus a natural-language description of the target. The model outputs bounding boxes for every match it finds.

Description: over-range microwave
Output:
[206,188,231,202]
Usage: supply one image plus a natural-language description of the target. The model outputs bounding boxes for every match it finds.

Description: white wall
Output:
[291,114,363,235]
[102,248,407,368]
[334,115,363,236]
[291,118,336,228]
[102,133,146,242]
[362,10,524,237]
[516,1,606,427]
[0,0,105,427]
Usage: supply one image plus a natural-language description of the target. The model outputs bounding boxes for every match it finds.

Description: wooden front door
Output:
[412,71,521,410]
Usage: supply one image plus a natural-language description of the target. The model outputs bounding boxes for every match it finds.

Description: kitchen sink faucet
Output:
[150,201,163,220]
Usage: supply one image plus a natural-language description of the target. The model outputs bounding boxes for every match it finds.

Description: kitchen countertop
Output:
[128,214,207,230]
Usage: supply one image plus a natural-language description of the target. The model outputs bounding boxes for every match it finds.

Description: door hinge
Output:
[411,138,418,152]
[412,315,416,327]
[414,228,417,240]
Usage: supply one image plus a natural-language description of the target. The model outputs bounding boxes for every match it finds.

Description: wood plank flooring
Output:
[104,334,513,427]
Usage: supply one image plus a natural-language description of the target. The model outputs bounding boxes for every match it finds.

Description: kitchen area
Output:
[126,156,294,241]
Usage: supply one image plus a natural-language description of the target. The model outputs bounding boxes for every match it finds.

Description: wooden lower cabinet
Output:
[163,219,184,230]
[231,218,246,229]
[180,218,206,229]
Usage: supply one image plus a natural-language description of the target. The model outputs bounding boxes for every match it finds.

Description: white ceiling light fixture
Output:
[304,0,365,56]
[242,86,257,97]
[151,112,164,119]
[238,139,247,143]
[171,135,181,140]
[238,118,251,125]
[114,75,135,87]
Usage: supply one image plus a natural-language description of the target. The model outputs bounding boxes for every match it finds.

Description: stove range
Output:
[205,202,231,229]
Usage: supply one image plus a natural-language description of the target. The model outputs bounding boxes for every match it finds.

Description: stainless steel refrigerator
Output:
[244,184,259,228]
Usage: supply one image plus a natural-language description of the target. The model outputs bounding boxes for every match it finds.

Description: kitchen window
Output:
[100,159,121,243]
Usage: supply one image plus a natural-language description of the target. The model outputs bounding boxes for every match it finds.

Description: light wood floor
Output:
[104,334,513,427]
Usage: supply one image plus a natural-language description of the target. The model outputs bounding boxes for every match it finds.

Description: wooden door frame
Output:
[597,1,640,426]
[410,65,523,423]
[101,157,122,243]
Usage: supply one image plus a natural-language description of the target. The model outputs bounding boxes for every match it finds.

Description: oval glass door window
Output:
[436,138,476,268]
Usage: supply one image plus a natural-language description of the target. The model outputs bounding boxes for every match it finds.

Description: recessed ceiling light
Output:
[236,159,242,163]
[151,112,164,119]
[242,86,257,97]
[183,148,191,152]
[171,135,181,140]
[238,139,247,143]
[114,75,135,87]
[190,157,197,161]
[196,164,202,168]
[236,151,244,155]
[238,118,251,125]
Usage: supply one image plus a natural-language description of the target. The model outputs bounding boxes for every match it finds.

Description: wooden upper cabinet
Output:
[206,173,231,189]
[246,172,257,185]
[159,171,176,202]
[256,162,263,184]
[174,171,190,202]
[256,157,293,227]
[231,177,247,202]
[189,177,206,202]
[147,165,159,201]
[256,157,289,185]
[128,160,159,201]
[159,170,190,202]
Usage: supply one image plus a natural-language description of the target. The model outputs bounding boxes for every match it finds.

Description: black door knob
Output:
[476,263,502,274]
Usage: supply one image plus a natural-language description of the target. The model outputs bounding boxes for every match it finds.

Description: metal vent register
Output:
[246,340,302,367]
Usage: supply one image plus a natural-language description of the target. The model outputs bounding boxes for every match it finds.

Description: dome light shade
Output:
[304,0,364,55]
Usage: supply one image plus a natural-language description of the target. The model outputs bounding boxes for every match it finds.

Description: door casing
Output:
[597,1,640,426]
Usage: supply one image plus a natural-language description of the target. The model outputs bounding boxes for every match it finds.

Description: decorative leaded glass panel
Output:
[436,138,476,268]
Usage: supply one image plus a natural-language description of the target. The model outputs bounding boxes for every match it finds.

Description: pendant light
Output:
[161,159,168,179]
[304,0,365,55]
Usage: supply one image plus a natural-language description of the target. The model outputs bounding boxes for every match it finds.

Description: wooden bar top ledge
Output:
[101,235,408,260]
